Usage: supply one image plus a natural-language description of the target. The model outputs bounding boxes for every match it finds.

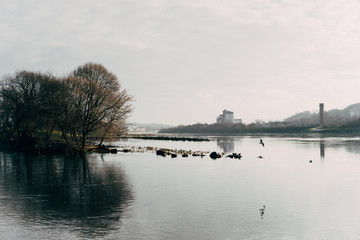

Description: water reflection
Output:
[216,137,235,153]
[317,138,360,156]
[0,153,133,238]
[343,140,360,153]
[320,140,325,158]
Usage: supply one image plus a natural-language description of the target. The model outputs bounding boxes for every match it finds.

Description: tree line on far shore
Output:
[159,104,360,135]
[159,121,360,135]
[158,122,317,134]
[0,63,133,153]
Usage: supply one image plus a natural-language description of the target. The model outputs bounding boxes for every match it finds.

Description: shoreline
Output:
[158,123,360,136]
[2,128,360,156]
[121,134,210,142]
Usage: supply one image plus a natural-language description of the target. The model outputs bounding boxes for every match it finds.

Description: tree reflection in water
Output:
[0,153,133,238]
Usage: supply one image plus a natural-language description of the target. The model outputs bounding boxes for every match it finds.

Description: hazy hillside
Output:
[284,102,360,126]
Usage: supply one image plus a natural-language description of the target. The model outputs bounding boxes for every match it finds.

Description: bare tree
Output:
[0,63,133,153]
[64,63,133,150]
[0,71,60,144]
[55,76,87,150]
[97,89,132,146]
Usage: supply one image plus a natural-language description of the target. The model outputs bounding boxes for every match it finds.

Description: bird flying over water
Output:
[259,205,266,218]
[259,139,264,147]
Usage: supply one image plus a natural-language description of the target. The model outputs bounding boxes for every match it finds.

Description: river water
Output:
[1,135,360,239]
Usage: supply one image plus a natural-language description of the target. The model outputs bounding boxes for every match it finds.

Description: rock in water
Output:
[210,151,221,159]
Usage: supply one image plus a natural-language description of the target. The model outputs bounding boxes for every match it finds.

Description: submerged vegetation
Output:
[0,63,133,154]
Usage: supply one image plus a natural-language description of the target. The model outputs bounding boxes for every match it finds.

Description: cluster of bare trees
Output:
[0,63,133,152]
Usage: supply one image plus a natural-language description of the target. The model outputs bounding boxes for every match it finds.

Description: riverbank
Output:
[2,122,360,156]
[121,134,210,142]
[158,121,360,135]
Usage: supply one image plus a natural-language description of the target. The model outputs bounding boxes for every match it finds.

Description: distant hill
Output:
[284,102,360,126]
[158,102,360,134]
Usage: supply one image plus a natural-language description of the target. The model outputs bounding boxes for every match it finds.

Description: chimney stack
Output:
[319,103,324,127]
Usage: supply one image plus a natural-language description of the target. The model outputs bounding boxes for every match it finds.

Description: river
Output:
[0,135,360,239]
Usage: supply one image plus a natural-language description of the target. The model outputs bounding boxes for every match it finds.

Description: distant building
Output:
[350,108,360,119]
[217,110,234,123]
[234,119,242,124]
[216,110,242,124]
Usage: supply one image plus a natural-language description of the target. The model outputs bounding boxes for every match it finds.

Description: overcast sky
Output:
[1,0,360,125]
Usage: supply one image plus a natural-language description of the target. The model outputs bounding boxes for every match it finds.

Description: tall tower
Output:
[319,103,324,127]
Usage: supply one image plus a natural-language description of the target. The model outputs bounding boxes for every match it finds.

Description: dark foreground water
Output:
[1,135,360,239]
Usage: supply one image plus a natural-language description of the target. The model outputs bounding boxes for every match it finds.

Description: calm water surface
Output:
[1,135,360,239]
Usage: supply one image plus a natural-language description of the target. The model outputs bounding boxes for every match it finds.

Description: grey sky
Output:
[1,0,360,125]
